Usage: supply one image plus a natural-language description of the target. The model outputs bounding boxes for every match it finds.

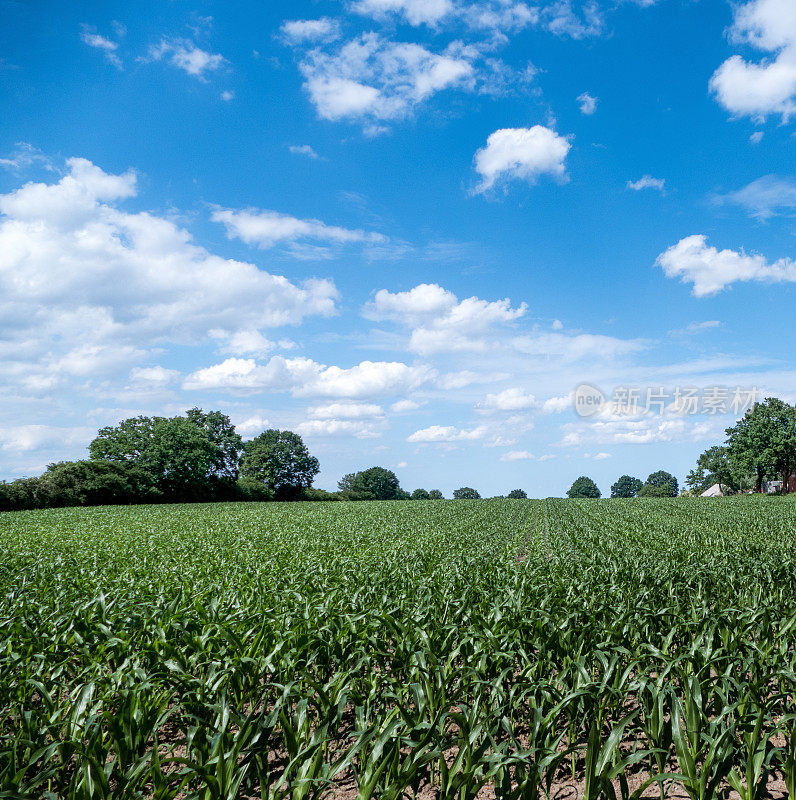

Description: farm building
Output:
[700,483,727,497]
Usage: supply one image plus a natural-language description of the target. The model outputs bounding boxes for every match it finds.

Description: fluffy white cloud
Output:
[296,34,475,128]
[577,91,597,114]
[0,158,338,388]
[129,366,180,386]
[235,415,271,437]
[296,418,382,438]
[478,387,536,411]
[561,416,718,446]
[209,329,280,357]
[211,206,387,249]
[281,18,341,43]
[656,234,796,296]
[308,402,384,418]
[366,283,527,354]
[500,449,534,460]
[542,394,573,413]
[0,424,94,453]
[511,332,642,361]
[473,126,571,192]
[145,38,226,78]
[351,0,454,25]
[183,356,435,398]
[714,174,796,220]
[627,175,665,192]
[407,424,488,442]
[709,0,796,121]
[391,398,423,412]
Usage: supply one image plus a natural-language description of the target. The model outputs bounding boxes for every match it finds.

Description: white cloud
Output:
[407,424,488,442]
[235,415,271,437]
[183,356,435,398]
[209,329,278,357]
[295,33,476,128]
[750,130,764,143]
[500,449,534,460]
[211,205,387,249]
[577,91,597,114]
[145,38,226,79]
[129,366,180,385]
[391,398,423,412]
[366,283,527,354]
[308,402,384,419]
[709,0,796,121]
[561,415,718,446]
[714,174,796,220]
[296,418,382,438]
[542,394,573,413]
[351,0,454,26]
[0,424,93,453]
[0,142,53,172]
[593,451,611,459]
[473,126,571,193]
[656,234,796,296]
[281,18,341,43]
[80,26,122,68]
[220,90,235,101]
[478,387,536,411]
[289,144,320,159]
[511,332,642,361]
[627,175,665,192]
[0,158,338,387]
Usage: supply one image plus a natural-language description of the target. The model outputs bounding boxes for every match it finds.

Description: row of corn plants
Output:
[1,496,796,798]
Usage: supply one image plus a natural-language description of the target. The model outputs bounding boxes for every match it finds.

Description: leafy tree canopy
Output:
[644,470,679,497]
[567,476,601,499]
[507,489,527,499]
[240,429,320,500]
[453,487,481,499]
[338,467,406,500]
[610,475,643,498]
[428,489,444,499]
[411,488,431,500]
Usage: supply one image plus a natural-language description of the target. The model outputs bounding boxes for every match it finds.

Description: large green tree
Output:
[453,487,481,499]
[338,467,406,500]
[610,475,643,498]
[90,411,239,500]
[726,398,796,493]
[685,446,736,495]
[240,430,320,500]
[643,470,679,497]
[507,489,527,499]
[567,476,601,499]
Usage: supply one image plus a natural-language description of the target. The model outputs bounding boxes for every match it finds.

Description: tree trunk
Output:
[755,467,764,493]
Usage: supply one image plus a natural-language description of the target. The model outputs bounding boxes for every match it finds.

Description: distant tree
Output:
[411,488,431,500]
[684,466,713,496]
[507,489,527,499]
[567,476,601,499]
[235,476,274,501]
[637,483,675,498]
[453,487,481,499]
[240,430,320,500]
[726,398,796,493]
[644,470,679,497]
[39,460,156,507]
[338,467,405,500]
[89,409,244,500]
[685,446,737,495]
[428,489,444,499]
[610,475,643,498]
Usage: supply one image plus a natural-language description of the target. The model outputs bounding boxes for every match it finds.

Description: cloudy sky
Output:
[0,0,794,496]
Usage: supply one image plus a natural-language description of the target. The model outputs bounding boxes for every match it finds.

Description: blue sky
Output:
[0,0,794,497]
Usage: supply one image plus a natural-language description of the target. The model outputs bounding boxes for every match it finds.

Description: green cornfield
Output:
[2,497,796,799]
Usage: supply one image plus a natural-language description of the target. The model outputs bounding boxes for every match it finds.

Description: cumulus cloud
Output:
[477,387,536,411]
[577,91,597,114]
[500,449,535,460]
[295,33,475,129]
[0,158,338,388]
[561,416,718,447]
[714,174,796,220]
[129,366,180,386]
[296,418,382,438]
[145,38,226,78]
[407,424,488,442]
[656,234,796,296]
[308,402,384,419]
[627,175,665,192]
[183,356,435,398]
[366,283,527,354]
[351,0,454,25]
[473,126,571,193]
[280,18,341,43]
[709,0,796,121]
[211,206,387,250]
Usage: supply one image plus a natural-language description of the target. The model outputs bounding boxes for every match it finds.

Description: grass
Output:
[1,496,796,799]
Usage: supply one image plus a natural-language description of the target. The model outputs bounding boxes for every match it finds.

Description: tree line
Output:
[566,470,679,499]
[685,397,796,494]
[0,409,525,511]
